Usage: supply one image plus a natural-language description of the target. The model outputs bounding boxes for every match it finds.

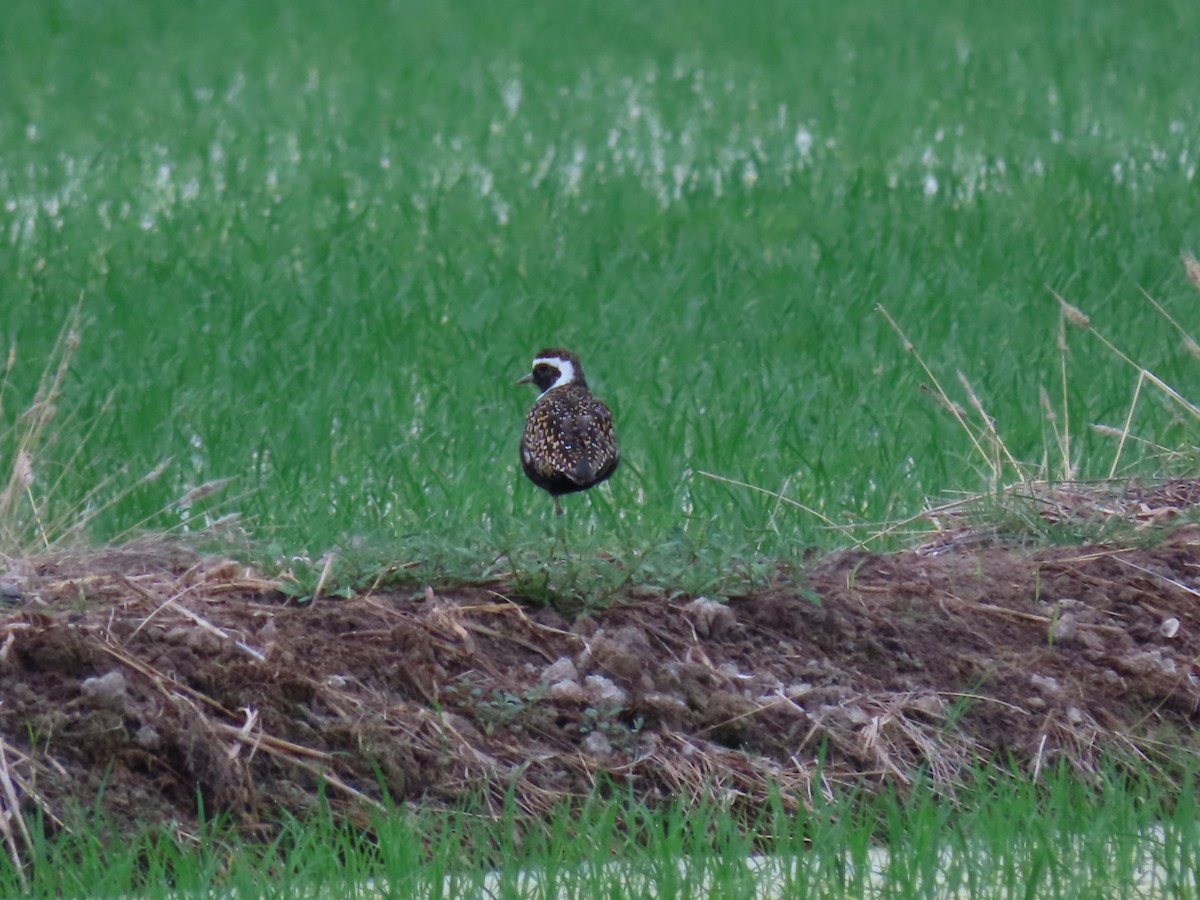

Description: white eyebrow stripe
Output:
[532,357,575,395]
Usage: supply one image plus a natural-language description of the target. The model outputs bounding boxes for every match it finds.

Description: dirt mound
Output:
[1,525,1199,837]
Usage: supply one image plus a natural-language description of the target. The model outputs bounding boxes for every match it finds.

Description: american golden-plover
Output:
[518,347,619,515]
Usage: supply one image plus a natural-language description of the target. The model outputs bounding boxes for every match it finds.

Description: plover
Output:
[518,347,619,515]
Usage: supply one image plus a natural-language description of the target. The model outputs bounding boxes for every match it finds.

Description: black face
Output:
[531,362,561,393]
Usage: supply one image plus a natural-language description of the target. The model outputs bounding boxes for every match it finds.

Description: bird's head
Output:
[518,348,587,395]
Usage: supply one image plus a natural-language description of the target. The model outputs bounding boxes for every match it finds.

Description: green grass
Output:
[3,5,1199,893]
[3,764,1196,897]
[3,0,1200,580]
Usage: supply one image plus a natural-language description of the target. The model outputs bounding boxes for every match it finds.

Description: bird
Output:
[518,347,619,515]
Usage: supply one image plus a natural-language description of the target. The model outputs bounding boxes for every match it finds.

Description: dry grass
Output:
[0,306,248,594]
[700,253,1200,554]
[0,304,83,557]
[2,519,1200,852]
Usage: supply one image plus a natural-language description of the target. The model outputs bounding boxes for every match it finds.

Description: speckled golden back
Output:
[518,349,619,509]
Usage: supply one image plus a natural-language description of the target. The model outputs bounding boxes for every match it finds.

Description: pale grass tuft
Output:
[176,476,235,509]
[956,370,1025,478]
[1039,386,1056,425]
[1054,291,1091,328]
[919,383,966,419]
[1039,384,1076,482]
[1089,423,1171,458]
[1051,286,1200,421]
[1183,250,1200,293]
[140,457,173,485]
[1140,286,1200,360]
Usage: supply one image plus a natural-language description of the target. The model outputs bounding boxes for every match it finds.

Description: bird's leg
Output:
[550,499,567,560]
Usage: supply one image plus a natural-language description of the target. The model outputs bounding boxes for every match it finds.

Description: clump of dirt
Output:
[1,520,1199,840]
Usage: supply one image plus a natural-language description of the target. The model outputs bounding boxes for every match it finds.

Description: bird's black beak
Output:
[517,373,533,386]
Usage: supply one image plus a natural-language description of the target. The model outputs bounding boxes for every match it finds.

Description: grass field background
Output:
[3,0,1200,579]
[7,764,1197,898]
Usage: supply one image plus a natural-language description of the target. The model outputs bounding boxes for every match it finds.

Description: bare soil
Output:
[2,516,1200,838]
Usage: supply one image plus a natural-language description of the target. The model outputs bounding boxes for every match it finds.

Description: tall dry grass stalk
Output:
[0,304,189,561]
[0,304,84,557]
[907,254,1200,546]
[699,256,1200,550]
[885,251,1200,495]
[878,303,1030,488]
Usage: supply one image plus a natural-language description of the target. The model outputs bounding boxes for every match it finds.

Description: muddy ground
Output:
[1,511,1199,839]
